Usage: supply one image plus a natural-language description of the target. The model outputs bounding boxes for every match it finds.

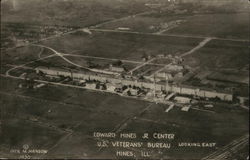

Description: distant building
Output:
[117,27,130,31]
[174,96,191,104]
[166,65,184,71]
[174,72,184,78]
[106,83,123,92]
[109,65,124,73]
[237,96,249,105]
[35,66,72,77]
[204,104,214,108]
[148,77,161,82]
[157,54,165,58]
[85,83,96,89]
[167,54,173,58]
[181,105,191,112]
[129,88,139,96]
[106,83,116,92]
[156,72,173,80]
[149,26,155,30]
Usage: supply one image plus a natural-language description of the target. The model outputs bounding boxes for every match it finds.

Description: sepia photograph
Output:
[0,0,249,159]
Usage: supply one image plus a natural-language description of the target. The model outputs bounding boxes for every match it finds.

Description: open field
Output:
[98,14,190,33]
[0,117,64,159]
[0,117,64,148]
[96,12,249,40]
[4,25,247,76]
[2,45,44,65]
[183,39,249,69]
[207,71,249,85]
[39,31,202,61]
[2,0,150,27]
[1,0,152,49]
[43,132,101,159]
[165,13,249,39]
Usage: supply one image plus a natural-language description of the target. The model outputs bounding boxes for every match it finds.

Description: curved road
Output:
[31,44,120,76]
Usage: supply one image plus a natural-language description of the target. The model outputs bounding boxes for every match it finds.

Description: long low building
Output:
[35,66,233,101]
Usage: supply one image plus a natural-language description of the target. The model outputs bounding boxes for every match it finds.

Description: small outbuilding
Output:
[174,96,191,104]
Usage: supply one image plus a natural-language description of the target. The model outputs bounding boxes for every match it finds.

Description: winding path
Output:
[30,44,120,76]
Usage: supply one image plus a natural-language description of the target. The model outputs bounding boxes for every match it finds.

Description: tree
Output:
[122,85,128,91]
[127,90,132,96]
[113,60,123,66]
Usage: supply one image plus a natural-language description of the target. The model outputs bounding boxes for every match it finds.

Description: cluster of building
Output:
[3,22,74,48]
[150,20,186,32]
[151,64,185,82]
[35,66,233,102]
